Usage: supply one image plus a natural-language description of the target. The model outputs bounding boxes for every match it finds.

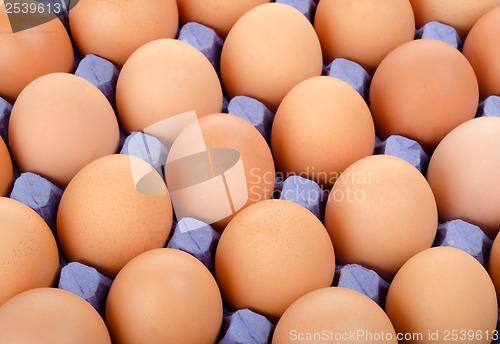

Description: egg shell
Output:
[409,0,500,40]
[488,234,500,305]
[165,113,275,230]
[220,3,323,111]
[69,0,178,68]
[0,197,59,306]
[314,0,415,74]
[176,0,270,38]
[116,38,222,134]
[215,199,335,322]
[105,248,223,344]
[0,288,111,344]
[271,76,375,188]
[57,154,173,278]
[272,287,397,344]
[0,136,12,196]
[0,1,74,103]
[8,72,119,188]
[426,117,500,238]
[369,39,479,151]
[386,247,497,344]
[462,6,500,100]
[325,155,437,281]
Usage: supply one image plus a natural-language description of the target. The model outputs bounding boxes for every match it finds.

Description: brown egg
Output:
[69,0,178,68]
[116,39,222,134]
[0,136,13,196]
[9,72,119,188]
[386,247,497,344]
[324,155,437,281]
[220,3,322,111]
[410,0,500,40]
[106,248,222,344]
[314,0,415,74]
[57,154,173,278]
[176,0,270,38]
[0,1,74,103]
[369,39,478,151]
[427,117,500,238]
[0,197,59,306]
[271,76,375,188]
[489,234,500,305]
[0,288,111,343]
[462,6,500,100]
[215,199,335,322]
[165,113,275,231]
[272,287,397,344]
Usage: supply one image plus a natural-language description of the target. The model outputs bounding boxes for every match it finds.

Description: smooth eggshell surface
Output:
[106,248,223,344]
[271,76,375,188]
[0,136,13,196]
[369,39,478,151]
[215,199,335,322]
[462,6,500,100]
[176,0,270,38]
[0,197,59,306]
[165,113,275,231]
[116,39,222,134]
[0,288,111,344]
[9,72,119,188]
[221,3,323,111]
[314,0,415,74]
[385,247,497,344]
[70,0,179,68]
[409,0,500,39]
[489,234,500,305]
[325,155,437,281]
[272,287,397,344]
[0,1,74,103]
[57,154,173,279]
[427,117,500,238]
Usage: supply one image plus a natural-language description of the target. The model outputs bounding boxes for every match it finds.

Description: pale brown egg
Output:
[462,6,500,100]
[314,0,415,74]
[0,1,74,103]
[410,0,500,40]
[427,117,500,238]
[369,39,479,151]
[69,0,178,68]
[489,234,500,305]
[8,72,119,188]
[271,76,374,188]
[116,39,222,134]
[165,113,275,231]
[0,288,111,343]
[215,199,335,322]
[106,248,223,344]
[176,0,270,38]
[0,197,59,306]
[386,247,497,344]
[273,287,397,344]
[57,154,173,278]
[324,155,437,281]
[0,136,13,196]
[220,3,322,111]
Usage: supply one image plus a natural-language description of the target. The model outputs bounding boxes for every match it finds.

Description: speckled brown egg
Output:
[215,199,335,322]
[324,155,437,281]
[0,288,111,343]
[0,1,74,103]
[271,76,375,188]
[220,3,323,111]
[0,197,59,306]
[57,154,173,278]
[0,136,13,196]
[70,0,178,68]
